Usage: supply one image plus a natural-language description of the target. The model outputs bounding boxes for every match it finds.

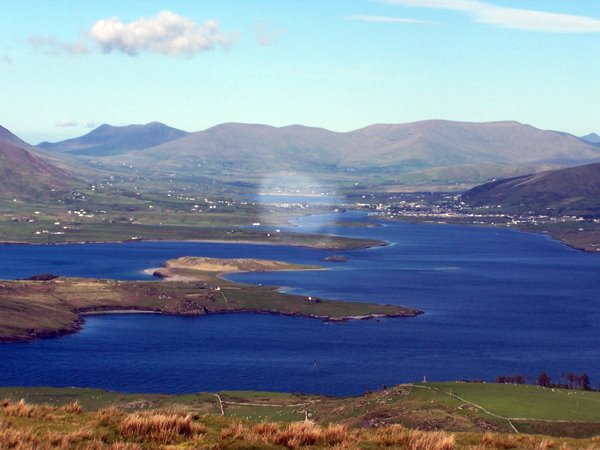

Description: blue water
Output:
[1,212,600,395]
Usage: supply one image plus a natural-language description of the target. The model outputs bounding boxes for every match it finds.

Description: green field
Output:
[0,188,383,250]
[429,382,600,421]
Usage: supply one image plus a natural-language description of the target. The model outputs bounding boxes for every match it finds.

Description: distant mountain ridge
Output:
[462,162,600,216]
[38,122,189,156]
[93,121,600,185]
[581,132,600,144]
[27,119,600,189]
[38,120,600,169]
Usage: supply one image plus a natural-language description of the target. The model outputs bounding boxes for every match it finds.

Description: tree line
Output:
[496,372,591,390]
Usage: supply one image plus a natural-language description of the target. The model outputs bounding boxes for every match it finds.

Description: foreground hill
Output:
[2,382,600,448]
[462,162,600,216]
[38,122,189,156]
[0,139,76,199]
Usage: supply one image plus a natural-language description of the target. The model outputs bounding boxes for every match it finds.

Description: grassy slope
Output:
[462,162,600,216]
[2,384,600,448]
[5,383,600,427]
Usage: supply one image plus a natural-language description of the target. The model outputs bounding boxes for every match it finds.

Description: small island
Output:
[0,257,421,343]
[149,256,323,281]
[323,255,349,263]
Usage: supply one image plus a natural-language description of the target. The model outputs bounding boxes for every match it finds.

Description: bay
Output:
[1,211,599,395]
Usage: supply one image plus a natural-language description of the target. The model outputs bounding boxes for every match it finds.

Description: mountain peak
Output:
[38,122,190,157]
[581,132,600,144]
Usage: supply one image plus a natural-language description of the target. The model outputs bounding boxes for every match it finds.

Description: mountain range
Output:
[34,120,600,188]
[462,162,600,216]
[2,119,600,200]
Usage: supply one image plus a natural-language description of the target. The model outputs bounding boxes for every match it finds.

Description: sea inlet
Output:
[2,211,600,395]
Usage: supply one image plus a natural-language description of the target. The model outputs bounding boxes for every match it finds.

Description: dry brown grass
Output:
[220,420,356,448]
[220,420,246,440]
[0,399,597,449]
[58,400,83,414]
[44,429,95,447]
[372,424,456,450]
[537,438,556,449]
[118,410,205,444]
[251,421,280,441]
[0,426,38,448]
[220,420,458,449]
[479,431,519,449]
[1,398,55,419]
[106,443,143,450]
[278,421,335,447]
[476,432,560,450]
[95,406,125,426]
[84,442,143,450]
[221,421,358,448]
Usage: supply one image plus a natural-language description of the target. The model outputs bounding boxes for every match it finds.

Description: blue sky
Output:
[1,0,599,143]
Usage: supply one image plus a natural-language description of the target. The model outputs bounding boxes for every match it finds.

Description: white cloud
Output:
[29,36,89,55]
[55,120,80,128]
[2,55,12,64]
[29,11,238,58]
[255,23,286,46]
[383,0,600,32]
[347,14,435,24]
[90,11,238,56]
[55,120,100,128]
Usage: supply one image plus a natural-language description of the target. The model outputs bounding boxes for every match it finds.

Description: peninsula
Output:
[0,257,421,343]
